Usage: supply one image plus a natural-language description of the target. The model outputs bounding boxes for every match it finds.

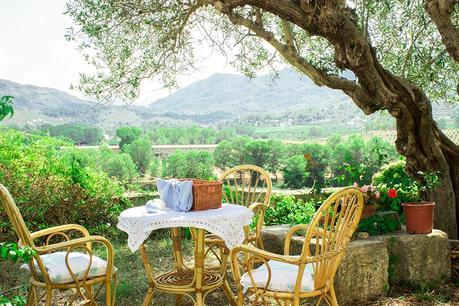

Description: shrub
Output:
[0,129,130,241]
[213,136,250,169]
[330,135,397,186]
[162,151,215,179]
[116,126,141,149]
[123,137,154,174]
[264,194,316,226]
[358,214,400,236]
[103,152,137,180]
[0,242,35,305]
[301,143,329,188]
[283,155,309,189]
[39,124,104,145]
[372,160,419,214]
[150,158,160,177]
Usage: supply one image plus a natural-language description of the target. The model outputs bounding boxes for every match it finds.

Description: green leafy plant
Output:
[373,160,442,214]
[372,160,419,214]
[417,171,441,197]
[0,96,14,121]
[264,194,315,226]
[0,129,131,241]
[358,214,400,236]
[0,295,26,306]
[0,243,35,306]
[0,243,35,263]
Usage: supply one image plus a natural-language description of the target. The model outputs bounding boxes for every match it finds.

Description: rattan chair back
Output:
[0,183,34,247]
[220,165,272,207]
[301,187,364,290]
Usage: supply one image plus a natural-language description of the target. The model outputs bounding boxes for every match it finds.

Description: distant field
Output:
[253,127,459,145]
[307,128,459,145]
[252,122,359,139]
[358,129,459,144]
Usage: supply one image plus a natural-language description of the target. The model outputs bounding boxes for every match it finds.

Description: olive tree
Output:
[66,0,459,237]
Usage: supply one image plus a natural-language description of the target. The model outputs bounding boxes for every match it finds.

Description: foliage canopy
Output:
[65,0,458,104]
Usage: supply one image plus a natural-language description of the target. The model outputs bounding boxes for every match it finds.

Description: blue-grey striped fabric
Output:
[156,178,193,212]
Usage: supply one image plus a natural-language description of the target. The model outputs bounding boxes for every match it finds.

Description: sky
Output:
[0,0,236,105]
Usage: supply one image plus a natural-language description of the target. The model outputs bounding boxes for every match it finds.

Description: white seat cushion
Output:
[22,252,116,284]
[240,260,314,292]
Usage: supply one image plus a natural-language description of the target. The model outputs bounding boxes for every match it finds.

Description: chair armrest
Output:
[30,224,90,240]
[284,224,309,256]
[231,244,298,266]
[248,202,268,213]
[248,203,268,238]
[34,235,112,254]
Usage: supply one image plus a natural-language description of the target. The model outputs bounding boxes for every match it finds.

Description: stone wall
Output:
[261,225,450,304]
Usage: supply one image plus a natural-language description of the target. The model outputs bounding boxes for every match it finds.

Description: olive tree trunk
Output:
[216,0,459,237]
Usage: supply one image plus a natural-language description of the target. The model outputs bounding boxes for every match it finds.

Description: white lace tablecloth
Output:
[117,204,254,252]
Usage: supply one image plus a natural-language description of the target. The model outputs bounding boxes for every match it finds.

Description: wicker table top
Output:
[117,203,253,252]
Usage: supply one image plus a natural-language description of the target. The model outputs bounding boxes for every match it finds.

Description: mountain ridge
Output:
[0,69,456,128]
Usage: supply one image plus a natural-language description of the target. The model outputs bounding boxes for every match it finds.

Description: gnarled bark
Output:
[213,0,459,237]
[425,0,459,62]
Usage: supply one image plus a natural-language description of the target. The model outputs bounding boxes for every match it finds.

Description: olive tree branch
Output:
[226,11,383,114]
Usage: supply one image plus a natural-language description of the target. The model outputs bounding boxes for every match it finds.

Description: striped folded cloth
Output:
[145,199,168,212]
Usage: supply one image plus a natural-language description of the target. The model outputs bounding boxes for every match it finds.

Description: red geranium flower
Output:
[387,188,397,198]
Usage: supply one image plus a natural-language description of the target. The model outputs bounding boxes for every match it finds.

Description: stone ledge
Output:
[369,230,450,284]
[261,225,450,304]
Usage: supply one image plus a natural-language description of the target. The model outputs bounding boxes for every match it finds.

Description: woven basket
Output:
[189,179,222,211]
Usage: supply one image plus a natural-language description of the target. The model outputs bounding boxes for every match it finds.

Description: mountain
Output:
[0,79,97,125]
[0,69,456,128]
[150,69,353,116]
[0,79,92,110]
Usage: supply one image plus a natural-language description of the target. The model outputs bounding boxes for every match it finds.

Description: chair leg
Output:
[142,288,155,306]
[105,277,112,306]
[86,285,94,305]
[195,292,204,306]
[44,287,52,306]
[111,273,117,306]
[292,297,300,306]
[315,295,324,306]
[223,279,237,306]
[235,284,244,306]
[328,284,338,306]
[26,285,36,306]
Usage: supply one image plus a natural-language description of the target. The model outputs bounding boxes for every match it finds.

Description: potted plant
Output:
[354,183,380,218]
[388,171,440,234]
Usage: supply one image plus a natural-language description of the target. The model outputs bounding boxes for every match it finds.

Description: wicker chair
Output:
[0,184,116,306]
[230,187,364,306]
[204,165,272,266]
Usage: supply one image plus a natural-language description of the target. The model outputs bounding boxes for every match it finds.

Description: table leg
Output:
[139,244,155,305]
[171,228,185,271]
[175,294,183,306]
[194,228,205,306]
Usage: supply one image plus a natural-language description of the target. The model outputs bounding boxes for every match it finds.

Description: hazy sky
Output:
[0,0,236,105]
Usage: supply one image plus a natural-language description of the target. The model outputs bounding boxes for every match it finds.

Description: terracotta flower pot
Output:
[402,202,435,234]
[361,204,377,218]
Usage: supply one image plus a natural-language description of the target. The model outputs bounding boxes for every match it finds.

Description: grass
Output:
[1,233,458,305]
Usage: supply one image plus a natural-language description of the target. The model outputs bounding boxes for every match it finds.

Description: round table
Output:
[117,204,253,306]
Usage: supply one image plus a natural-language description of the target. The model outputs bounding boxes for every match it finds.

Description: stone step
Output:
[261,225,450,304]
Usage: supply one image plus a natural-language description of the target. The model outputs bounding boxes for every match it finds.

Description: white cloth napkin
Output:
[145,199,168,212]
